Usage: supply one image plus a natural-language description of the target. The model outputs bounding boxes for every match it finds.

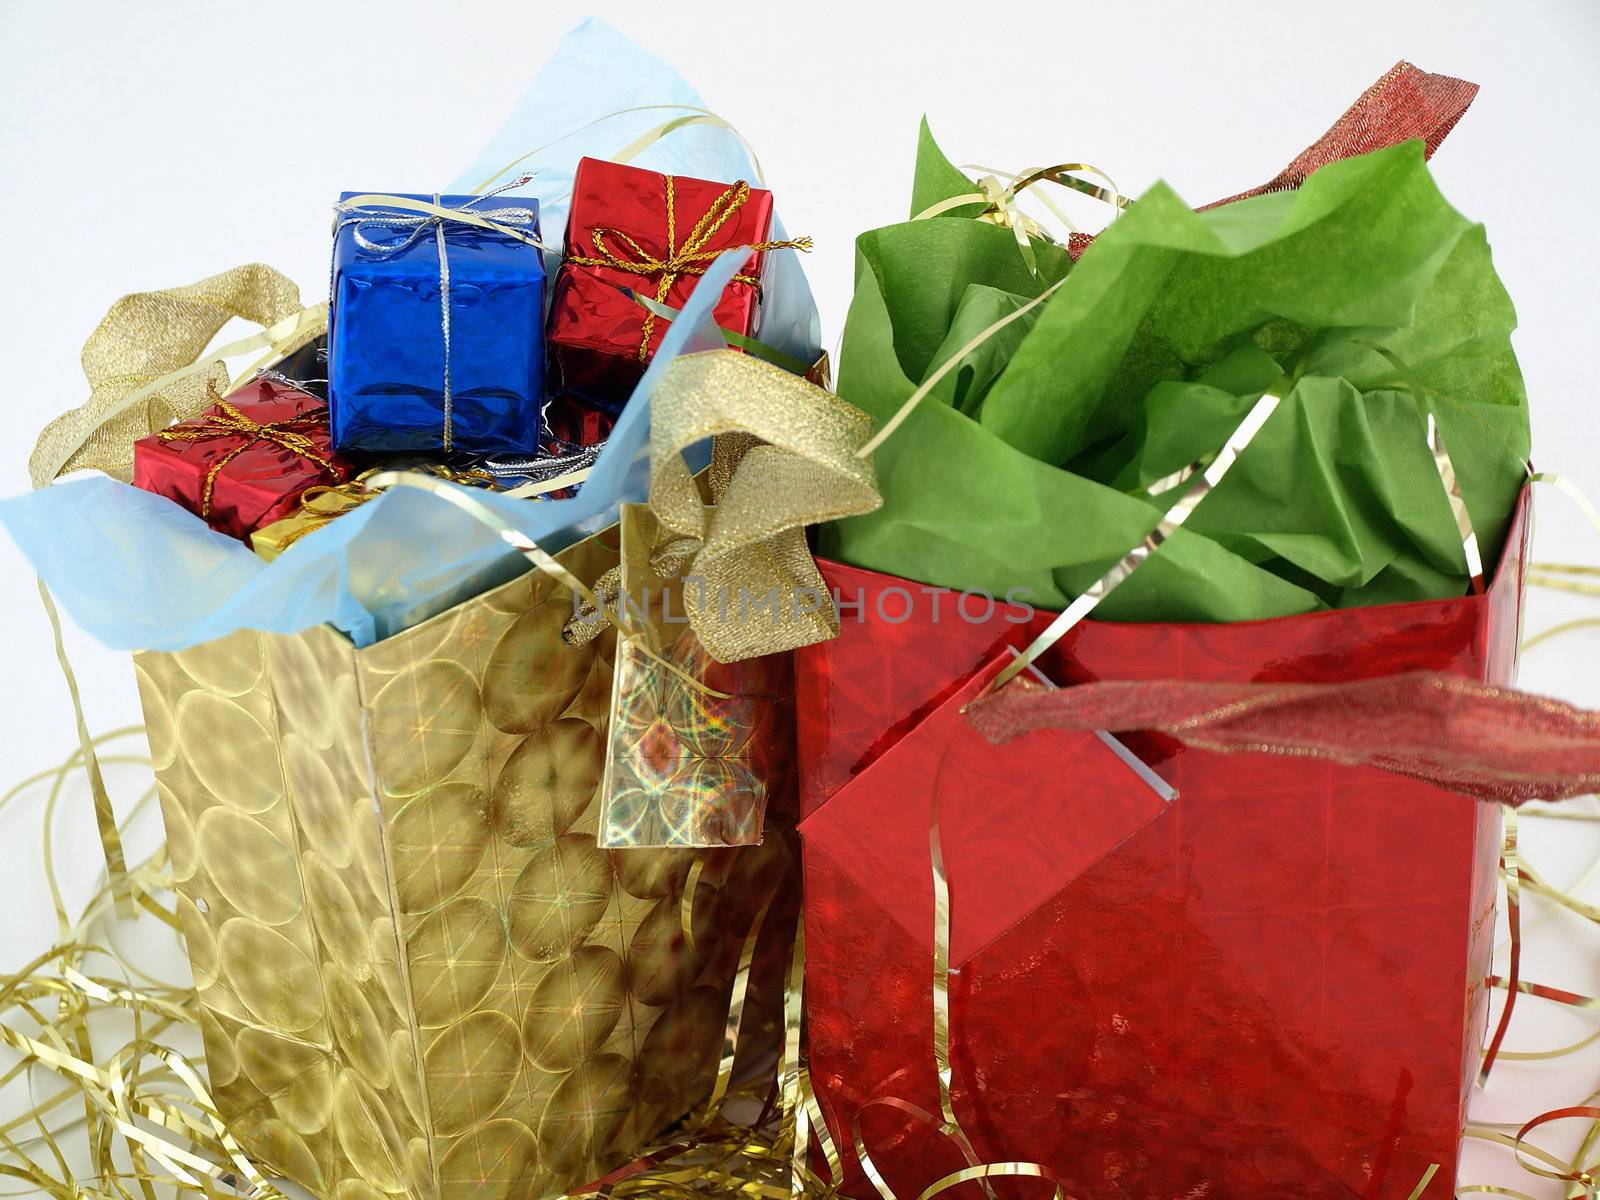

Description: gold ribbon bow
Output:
[157,389,340,517]
[565,176,813,362]
[564,349,882,663]
[913,161,1131,279]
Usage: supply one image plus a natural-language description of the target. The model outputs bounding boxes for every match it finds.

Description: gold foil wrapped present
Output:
[251,466,500,562]
[133,528,794,1200]
[248,482,368,561]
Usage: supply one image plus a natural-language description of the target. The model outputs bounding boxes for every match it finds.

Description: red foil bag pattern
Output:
[796,491,1530,1200]
[131,378,352,541]
[547,157,777,408]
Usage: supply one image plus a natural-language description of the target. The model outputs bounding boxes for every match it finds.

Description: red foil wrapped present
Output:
[131,377,352,540]
[547,157,800,409]
[544,391,617,450]
[795,492,1529,1199]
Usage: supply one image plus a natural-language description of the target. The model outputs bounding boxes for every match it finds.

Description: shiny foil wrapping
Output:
[262,336,330,400]
[329,193,545,454]
[130,378,351,541]
[547,158,775,411]
[601,631,788,848]
[795,493,1531,1200]
[133,529,798,1200]
[544,392,617,450]
[597,506,789,849]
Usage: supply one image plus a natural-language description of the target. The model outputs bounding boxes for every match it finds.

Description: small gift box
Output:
[132,377,352,540]
[329,189,546,455]
[544,391,617,450]
[249,479,371,561]
[547,157,805,410]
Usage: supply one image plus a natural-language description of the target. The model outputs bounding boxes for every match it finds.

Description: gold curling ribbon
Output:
[471,103,772,196]
[913,160,1130,278]
[0,727,294,1199]
[989,384,1287,691]
[1426,412,1486,594]
[847,751,1079,1200]
[1479,807,1521,1085]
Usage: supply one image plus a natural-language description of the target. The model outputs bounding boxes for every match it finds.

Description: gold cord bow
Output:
[565,176,813,362]
[157,390,340,517]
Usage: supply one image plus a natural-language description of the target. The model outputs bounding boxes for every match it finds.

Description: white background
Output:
[2,1,1599,1195]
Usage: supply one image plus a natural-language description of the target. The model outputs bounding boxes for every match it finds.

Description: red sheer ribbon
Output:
[1066,60,1478,259]
[967,671,1600,806]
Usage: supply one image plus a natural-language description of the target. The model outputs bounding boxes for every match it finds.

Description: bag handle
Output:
[1204,59,1479,208]
[1063,60,1479,260]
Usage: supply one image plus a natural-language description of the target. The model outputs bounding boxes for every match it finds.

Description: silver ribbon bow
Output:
[333,174,543,450]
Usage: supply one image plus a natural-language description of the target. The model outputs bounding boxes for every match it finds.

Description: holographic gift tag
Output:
[598,505,791,849]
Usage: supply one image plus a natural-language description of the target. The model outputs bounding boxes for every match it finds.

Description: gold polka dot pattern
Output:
[134,528,795,1200]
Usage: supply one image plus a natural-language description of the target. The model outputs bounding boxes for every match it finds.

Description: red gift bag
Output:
[795,488,1528,1199]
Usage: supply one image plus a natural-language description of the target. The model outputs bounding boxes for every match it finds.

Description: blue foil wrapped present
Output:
[329,189,546,454]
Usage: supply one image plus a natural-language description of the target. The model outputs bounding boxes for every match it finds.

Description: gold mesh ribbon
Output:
[29,263,323,488]
[27,264,326,918]
[565,176,812,361]
[566,349,881,663]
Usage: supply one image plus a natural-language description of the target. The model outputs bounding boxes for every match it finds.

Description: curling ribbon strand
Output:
[37,583,132,920]
[849,755,1071,1200]
[1480,808,1520,1084]
[990,385,1285,690]
[1427,411,1487,593]
[471,103,769,195]
[856,277,1067,459]
[913,160,1130,277]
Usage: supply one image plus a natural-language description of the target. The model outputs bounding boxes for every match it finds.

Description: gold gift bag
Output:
[133,528,792,1200]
